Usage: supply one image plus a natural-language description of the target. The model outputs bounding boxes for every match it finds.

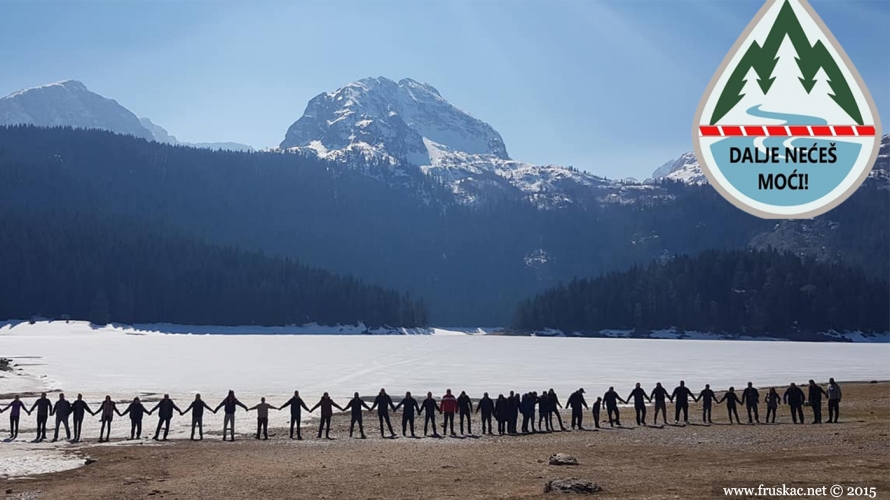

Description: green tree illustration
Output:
[710,0,863,125]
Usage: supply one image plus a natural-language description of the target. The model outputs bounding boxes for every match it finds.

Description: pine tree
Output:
[807,67,854,124]
[723,67,768,123]
[761,35,809,113]
[513,249,889,336]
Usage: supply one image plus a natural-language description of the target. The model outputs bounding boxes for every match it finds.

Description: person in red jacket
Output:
[440,389,458,436]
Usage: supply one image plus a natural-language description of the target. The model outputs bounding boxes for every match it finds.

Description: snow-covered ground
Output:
[0,442,86,477]
[0,320,497,337]
[3,321,888,398]
[1,320,888,477]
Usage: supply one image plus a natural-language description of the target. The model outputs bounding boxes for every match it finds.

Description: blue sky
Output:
[0,0,887,179]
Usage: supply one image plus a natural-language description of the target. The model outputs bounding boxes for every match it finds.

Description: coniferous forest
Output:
[0,126,887,328]
[0,209,427,327]
[513,249,889,335]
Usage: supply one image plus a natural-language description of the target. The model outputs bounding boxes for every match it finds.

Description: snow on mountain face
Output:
[140,117,254,152]
[0,80,153,141]
[651,159,675,179]
[0,81,253,152]
[658,151,709,185]
[281,77,507,161]
[280,77,617,206]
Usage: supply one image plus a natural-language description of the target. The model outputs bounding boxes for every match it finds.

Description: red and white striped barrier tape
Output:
[699,125,876,137]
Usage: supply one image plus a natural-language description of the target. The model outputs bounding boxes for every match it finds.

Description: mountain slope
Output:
[650,151,708,185]
[279,77,624,207]
[281,77,507,160]
[0,126,885,325]
[140,117,254,152]
[0,80,253,151]
[514,248,889,335]
[0,208,426,327]
[651,159,675,179]
[0,80,153,141]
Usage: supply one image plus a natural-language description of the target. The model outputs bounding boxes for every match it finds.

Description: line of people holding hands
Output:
[0,378,843,443]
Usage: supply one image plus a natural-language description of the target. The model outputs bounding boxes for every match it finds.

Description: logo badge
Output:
[693,0,881,219]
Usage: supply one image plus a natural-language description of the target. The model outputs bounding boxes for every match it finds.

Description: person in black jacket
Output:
[476,393,495,435]
[508,391,520,434]
[716,387,742,424]
[215,390,249,441]
[765,388,781,423]
[698,384,716,424]
[494,394,508,435]
[183,394,215,440]
[457,391,473,435]
[96,395,120,443]
[807,379,827,424]
[627,383,650,426]
[71,394,94,443]
[370,388,397,438]
[783,383,806,424]
[537,391,552,432]
[29,393,52,442]
[419,392,441,437]
[650,383,671,425]
[1,395,30,439]
[309,393,343,439]
[395,391,421,437]
[279,390,311,440]
[671,381,694,424]
[345,392,371,439]
[121,397,151,439]
[520,392,537,433]
[51,393,73,442]
[566,388,588,430]
[150,394,181,441]
[592,397,604,428]
[741,382,761,424]
[603,387,626,427]
[548,389,567,431]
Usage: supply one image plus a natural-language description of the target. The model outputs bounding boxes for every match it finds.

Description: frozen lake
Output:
[3,321,888,397]
[1,320,888,451]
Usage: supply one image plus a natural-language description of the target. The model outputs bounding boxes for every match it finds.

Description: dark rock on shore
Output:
[544,478,601,494]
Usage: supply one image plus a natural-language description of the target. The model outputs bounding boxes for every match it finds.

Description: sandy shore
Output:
[1,382,887,499]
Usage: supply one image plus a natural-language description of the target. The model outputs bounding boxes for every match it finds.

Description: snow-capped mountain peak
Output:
[4,79,89,99]
[651,151,708,185]
[0,80,153,141]
[651,159,675,179]
[282,76,509,164]
[0,80,253,152]
[280,77,624,207]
